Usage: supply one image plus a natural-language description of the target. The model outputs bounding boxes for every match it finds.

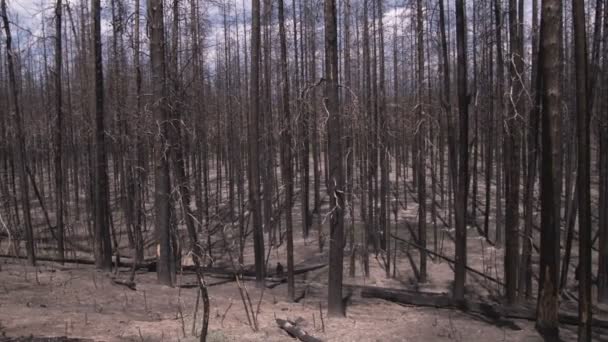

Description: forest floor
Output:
[1,161,607,341]
[0,241,562,342]
[1,219,606,341]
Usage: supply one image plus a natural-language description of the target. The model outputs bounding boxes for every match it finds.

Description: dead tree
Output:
[249,0,266,285]
[535,0,561,337]
[1,0,35,266]
[148,0,173,285]
[54,0,65,263]
[453,0,469,301]
[572,0,592,339]
[277,0,295,301]
[325,0,345,317]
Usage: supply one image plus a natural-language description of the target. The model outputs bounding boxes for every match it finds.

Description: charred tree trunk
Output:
[325,0,344,317]
[1,0,35,266]
[572,0,592,339]
[250,0,266,286]
[535,0,561,337]
[54,0,65,263]
[453,0,469,301]
[278,0,295,301]
[149,0,173,285]
[92,0,112,271]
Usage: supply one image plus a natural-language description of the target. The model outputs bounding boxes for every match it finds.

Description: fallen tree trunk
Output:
[0,253,148,269]
[390,234,504,286]
[179,264,328,288]
[1,254,326,283]
[276,318,322,342]
[358,286,608,329]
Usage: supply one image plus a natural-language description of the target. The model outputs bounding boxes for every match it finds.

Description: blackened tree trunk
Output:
[438,0,456,212]
[1,0,36,266]
[54,0,65,263]
[494,0,505,247]
[505,0,523,304]
[453,0,468,301]
[325,0,345,317]
[415,0,427,284]
[132,0,144,265]
[572,0,592,339]
[535,0,560,337]
[377,0,389,278]
[278,0,295,301]
[148,0,173,285]
[520,0,540,300]
[598,0,608,304]
[250,0,266,285]
[92,0,112,270]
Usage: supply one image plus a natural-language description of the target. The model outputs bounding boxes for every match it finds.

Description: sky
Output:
[4,0,538,73]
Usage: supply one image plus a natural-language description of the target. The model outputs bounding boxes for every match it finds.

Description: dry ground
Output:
[0,252,548,342]
[1,159,607,341]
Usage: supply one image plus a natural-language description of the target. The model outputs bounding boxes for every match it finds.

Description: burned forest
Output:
[1,0,608,341]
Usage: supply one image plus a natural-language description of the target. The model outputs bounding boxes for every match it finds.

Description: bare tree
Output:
[572,0,592,339]
[325,0,345,317]
[250,0,265,285]
[278,0,295,301]
[54,0,65,263]
[1,0,35,266]
[148,0,173,285]
[535,0,561,337]
[453,0,468,301]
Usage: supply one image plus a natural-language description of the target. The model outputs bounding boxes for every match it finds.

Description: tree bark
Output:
[572,0,592,339]
[453,0,468,301]
[505,0,523,304]
[92,0,112,271]
[325,0,345,317]
[250,0,266,286]
[148,0,173,285]
[415,0,427,284]
[1,0,36,266]
[278,0,295,302]
[54,0,65,264]
[535,0,561,337]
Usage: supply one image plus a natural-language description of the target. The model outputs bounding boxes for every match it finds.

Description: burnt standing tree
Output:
[572,0,592,339]
[148,0,173,285]
[325,0,345,318]
[536,0,560,337]
[249,0,265,286]
[1,0,35,266]
[0,1,606,341]
[453,0,468,302]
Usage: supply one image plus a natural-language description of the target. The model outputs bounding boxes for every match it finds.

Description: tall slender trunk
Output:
[415,0,427,284]
[505,0,523,304]
[598,0,608,304]
[149,0,173,285]
[454,0,468,301]
[92,0,112,270]
[325,0,344,317]
[572,0,592,339]
[278,0,294,301]
[1,0,36,266]
[250,0,266,285]
[535,0,560,337]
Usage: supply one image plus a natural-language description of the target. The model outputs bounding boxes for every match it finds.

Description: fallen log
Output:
[0,337,93,342]
[0,254,150,269]
[110,277,137,291]
[390,234,504,286]
[276,318,322,342]
[178,263,327,288]
[358,286,608,329]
